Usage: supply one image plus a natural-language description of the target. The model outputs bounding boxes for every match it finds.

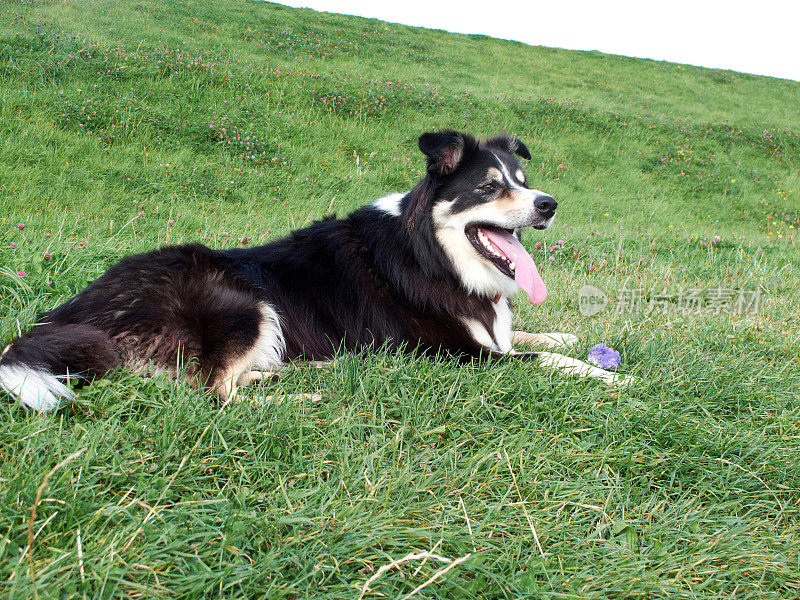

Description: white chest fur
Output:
[462,297,513,353]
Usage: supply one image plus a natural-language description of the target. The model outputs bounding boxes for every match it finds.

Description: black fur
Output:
[0,130,543,408]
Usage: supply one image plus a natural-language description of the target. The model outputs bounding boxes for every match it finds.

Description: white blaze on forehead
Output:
[490,151,526,191]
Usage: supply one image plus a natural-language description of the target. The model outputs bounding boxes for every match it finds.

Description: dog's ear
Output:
[404,131,475,232]
[418,130,475,178]
[486,134,531,160]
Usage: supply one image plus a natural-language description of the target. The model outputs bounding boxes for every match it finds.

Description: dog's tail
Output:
[0,323,121,412]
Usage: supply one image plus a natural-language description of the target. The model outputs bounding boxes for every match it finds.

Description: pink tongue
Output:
[482,229,547,304]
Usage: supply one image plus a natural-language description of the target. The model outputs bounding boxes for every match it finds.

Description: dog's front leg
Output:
[507,349,540,360]
[536,351,635,387]
[512,331,578,349]
[510,335,635,387]
[457,347,540,364]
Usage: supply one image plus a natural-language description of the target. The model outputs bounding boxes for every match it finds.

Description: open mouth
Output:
[464,224,548,305]
[466,225,516,278]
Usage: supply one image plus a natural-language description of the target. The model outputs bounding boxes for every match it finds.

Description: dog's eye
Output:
[479,182,497,193]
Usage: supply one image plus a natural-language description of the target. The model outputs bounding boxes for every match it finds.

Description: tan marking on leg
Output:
[512,331,578,349]
[237,369,281,387]
[217,376,239,405]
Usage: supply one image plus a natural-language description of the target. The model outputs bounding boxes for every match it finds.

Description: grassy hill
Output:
[1,1,799,598]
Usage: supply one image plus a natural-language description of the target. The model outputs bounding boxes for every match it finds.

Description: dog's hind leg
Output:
[201,303,286,405]
[228,359,337,405]
[225,366,328,407]
[236,359,338,387]
[218,363,281,405]
[236,369,282,387]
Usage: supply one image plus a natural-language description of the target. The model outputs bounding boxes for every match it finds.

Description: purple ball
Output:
[587,343,621,370]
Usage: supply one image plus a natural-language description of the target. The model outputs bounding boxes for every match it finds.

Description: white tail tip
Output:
[0,364,75,412]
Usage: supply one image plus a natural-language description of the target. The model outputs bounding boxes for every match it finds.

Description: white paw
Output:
[537,351,638,388]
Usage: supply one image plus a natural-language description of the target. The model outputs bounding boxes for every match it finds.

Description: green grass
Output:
[1,1,800,598]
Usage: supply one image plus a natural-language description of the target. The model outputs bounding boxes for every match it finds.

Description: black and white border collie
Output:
[0,130,631,412]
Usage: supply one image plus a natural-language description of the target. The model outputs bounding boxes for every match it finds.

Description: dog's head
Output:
[403,130,554,302]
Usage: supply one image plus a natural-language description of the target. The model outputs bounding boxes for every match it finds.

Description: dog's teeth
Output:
[509,262,516,270]
[477,231,511,264]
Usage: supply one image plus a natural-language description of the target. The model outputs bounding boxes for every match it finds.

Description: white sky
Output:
[272,0,800,82]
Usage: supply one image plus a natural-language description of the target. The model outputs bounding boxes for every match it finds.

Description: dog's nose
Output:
[534,194,557,214]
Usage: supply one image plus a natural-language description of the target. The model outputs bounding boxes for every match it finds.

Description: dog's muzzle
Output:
[528,192,557,230]
[534,193,557,219]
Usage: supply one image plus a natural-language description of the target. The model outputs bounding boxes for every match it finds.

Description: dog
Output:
[0,130,631,412]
